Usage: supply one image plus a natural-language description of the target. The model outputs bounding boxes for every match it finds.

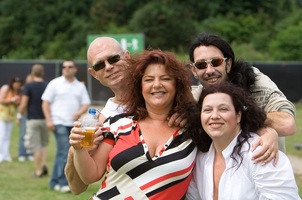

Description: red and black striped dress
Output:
[92,114,197,200]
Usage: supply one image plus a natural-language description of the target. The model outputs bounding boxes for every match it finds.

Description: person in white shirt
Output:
[186,81,300,200]
[42,60,90,193]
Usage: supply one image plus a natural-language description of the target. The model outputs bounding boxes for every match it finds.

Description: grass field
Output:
[0,104,301,199]
[0,122,99,199]
[288,103,302,198]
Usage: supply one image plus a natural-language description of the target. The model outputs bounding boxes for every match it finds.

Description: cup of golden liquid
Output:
[81,127,95,147]
[81,108,98,147]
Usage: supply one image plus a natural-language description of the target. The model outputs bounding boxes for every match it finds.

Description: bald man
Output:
[65,37,131,194]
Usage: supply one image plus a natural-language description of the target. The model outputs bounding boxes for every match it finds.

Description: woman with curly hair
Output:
[69,49,210,199]
[187,82,300,200]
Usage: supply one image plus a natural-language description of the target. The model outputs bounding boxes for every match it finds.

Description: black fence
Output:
[0,60,301,103]
[252,62,302,103]
[0,60,113,105]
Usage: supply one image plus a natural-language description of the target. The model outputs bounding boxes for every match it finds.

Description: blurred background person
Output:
[42,60,90,192]
[19,64,49,177]
[18,72,34,162]
[0,76,23,163]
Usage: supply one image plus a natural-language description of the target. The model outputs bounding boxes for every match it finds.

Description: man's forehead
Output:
[92,50,119,62]
[63,61,74,65]
[91,42,121,55]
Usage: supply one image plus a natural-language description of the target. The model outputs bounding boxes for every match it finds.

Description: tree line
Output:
[0,0,301,61]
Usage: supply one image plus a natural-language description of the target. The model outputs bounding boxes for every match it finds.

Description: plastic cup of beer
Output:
[81,127,95,147]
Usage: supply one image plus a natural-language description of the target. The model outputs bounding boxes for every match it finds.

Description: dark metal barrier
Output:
[0,60,301,103]
[0,60,111,105]
[252,62,302,103]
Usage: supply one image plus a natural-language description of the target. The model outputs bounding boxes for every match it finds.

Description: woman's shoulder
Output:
[105,113,134,125]
[242,133,259,153]
[103,114,135,137]
[0,84,10,97]
[0,84,9,92]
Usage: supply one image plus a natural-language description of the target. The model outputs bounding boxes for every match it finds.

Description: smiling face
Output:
[191,45,232,88]
[201,92,241,146]
[87,37,130,90]
[142,64,176,113]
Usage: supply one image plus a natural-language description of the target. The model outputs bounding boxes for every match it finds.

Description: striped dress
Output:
[92,114,197,200]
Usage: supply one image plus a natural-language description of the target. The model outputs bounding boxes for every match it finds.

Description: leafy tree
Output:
[89,0,147,34]
[129,1,196,51]
[268,6,302,60]
[269,23,302,60]
[0,0,93,59]
[0,0,301,60]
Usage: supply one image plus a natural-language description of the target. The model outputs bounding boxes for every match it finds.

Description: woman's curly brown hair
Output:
[122,49,195,119]
[120,49,207,145]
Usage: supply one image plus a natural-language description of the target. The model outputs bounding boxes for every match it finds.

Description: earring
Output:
[194,74,198,79]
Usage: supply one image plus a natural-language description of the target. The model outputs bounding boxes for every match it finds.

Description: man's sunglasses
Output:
[62,65,74,69]
[192,57,227,70]
[92,54,121,71]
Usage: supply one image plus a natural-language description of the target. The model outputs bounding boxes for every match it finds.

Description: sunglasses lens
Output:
[194,58,226,70]
[93,62,105,71]
[62,66,74,69]
[93,54,121,71]
[108,55,121,64]
[195,61,207,69]
[211,58,223,67]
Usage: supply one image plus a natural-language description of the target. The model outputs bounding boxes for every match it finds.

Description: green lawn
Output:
[0,123,99,200]
[0,104,301,199]
[288,103,302,198]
